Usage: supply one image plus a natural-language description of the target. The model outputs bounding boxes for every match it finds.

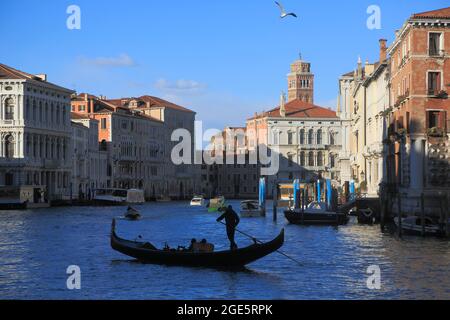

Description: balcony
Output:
[428,90,448,99]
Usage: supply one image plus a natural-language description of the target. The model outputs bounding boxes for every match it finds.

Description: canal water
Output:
[0,201,449,300]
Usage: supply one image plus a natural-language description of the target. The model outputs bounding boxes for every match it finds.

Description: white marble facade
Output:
[0,68,73,200]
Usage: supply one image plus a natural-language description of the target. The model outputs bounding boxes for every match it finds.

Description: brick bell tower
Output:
[287,55,314,103]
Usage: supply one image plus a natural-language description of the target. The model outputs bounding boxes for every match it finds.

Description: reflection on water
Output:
[0,201,449,299]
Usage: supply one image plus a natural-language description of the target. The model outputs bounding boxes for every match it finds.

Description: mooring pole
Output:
[380,186,385,232]
[397,194,402,238]
[445,192,449,238]
[272,185,278,222]
[421,193,425,237]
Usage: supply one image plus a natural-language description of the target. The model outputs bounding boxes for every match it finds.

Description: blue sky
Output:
[0,0,448,129]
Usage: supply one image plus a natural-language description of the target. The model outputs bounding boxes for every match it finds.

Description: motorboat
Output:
[240,200,265,218]
[190,195,205,206]
[284,201,349,225]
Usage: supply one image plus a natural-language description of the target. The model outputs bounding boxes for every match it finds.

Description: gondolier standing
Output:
[217,205,240,250]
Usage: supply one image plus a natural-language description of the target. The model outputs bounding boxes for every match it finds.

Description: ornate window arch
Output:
[308,129,314,145]
[299,129,305,145]
[308,151,314,166]
[299,151,305,166]
[5,98,15,120]
[317,151,323,166]
[4,134,15,158]
[317,129,323,145]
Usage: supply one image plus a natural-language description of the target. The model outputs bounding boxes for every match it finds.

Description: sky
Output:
[0,0,448,130]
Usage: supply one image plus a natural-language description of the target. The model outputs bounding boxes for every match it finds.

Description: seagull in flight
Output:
[275,1,298,18]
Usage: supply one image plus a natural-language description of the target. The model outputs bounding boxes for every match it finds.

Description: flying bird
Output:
[275,1,298,18]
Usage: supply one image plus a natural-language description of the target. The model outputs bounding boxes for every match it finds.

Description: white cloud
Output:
[78,53,135,67]
[154,78,207,94]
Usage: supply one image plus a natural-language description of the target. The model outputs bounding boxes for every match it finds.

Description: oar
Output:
[218,221,302,266]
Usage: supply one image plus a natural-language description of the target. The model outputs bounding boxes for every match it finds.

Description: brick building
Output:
[386,7,450,214]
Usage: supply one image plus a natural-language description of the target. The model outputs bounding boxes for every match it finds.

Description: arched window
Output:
[287,131,293,145]
[317,129,323,145]
[5,98,14,120]
[308,151,314,166]
[33,100,37,121]
[330,154,336,168]
[299,129,305,145]
[317,151,323,166]
[5,134,15,158]
[308,129,314,145]
[272,130,279,145]
[330,132,335,145]
[300,151,305,166]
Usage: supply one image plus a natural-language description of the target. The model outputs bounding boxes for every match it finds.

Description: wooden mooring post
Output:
[420,193,425,237]
[272,186,278,222]
[397,194,402,238]
[446,193,449,238]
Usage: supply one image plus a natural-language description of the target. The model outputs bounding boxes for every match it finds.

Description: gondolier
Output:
[217,205,240,250]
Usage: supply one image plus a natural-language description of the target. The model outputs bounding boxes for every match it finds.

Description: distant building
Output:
[71,94,166,199]
[105,96,199,199]
[247,96,342,193]
[71,113,108,200]
[205,127,260,199]
[338,40,390,196]
[287,58,314,103]
[0,63,73,201]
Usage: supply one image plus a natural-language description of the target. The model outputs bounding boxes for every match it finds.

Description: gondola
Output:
[110,219,284,268]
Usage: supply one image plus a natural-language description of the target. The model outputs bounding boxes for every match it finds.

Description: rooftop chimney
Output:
[280,92,286,117]
[35,74,47,81]
[379,39,387,62]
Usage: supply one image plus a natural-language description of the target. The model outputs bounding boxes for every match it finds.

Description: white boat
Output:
[190,195,205,206]
[94,188,128,203]
[395,216,445,236]
[240,200,265,218]
[94,188,145,204]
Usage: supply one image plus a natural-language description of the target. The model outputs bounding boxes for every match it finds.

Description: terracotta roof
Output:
[341,70,354,78]
[412,7,450,19]
[0,63,73,92]
[107,95,195,113]
[71,112,91,120]
[249,99,337,120]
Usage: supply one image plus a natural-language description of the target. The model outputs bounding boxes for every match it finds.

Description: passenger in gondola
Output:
[217,205,240,250]
[188,238,198,252]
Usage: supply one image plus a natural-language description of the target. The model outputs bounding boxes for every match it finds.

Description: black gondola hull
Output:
[110,220,284,268]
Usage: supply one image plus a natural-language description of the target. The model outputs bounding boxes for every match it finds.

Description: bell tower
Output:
[287,57,314,103]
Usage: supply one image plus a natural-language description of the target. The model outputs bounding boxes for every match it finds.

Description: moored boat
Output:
[395,216,447,236]
[110,219,285,268]
[190,195,205,206]
[284,201,349,225]
[240,200,265,218]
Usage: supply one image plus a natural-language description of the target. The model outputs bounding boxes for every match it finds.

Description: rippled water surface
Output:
[0,201,449,300]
